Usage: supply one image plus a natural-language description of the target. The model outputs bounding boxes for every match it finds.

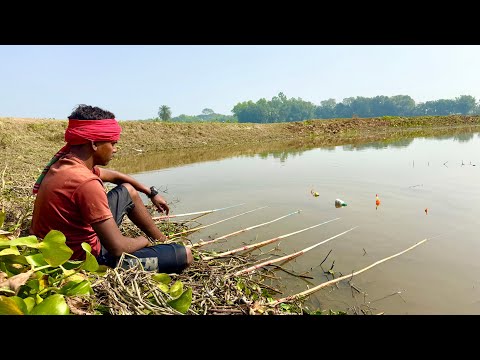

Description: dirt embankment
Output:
[112,115,480,153]
[1,115,480,197]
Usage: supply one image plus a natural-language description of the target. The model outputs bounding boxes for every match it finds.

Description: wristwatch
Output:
[148,186,159,199]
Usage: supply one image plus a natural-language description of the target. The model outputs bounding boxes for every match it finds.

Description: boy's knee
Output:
[121,183,138,200]
[185,246,193,266]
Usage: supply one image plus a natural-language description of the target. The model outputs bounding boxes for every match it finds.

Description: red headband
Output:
[33,118,123,195]
[65,119,122,145]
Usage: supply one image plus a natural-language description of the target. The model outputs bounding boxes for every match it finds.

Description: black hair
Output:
[68,104,115,120]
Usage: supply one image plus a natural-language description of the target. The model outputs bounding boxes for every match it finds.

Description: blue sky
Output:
[1,45,479,120]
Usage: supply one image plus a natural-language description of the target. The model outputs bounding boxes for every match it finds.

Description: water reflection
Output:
[343,138,414,151]
[450,133,475,142]
[109,141,317,174]
[110,127,480,175]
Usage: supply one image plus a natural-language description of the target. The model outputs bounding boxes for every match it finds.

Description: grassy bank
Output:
[2,115,480,197]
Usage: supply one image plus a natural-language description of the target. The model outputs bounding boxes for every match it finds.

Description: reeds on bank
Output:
[84,204,428,315]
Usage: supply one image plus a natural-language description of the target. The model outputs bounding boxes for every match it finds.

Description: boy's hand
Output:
[151,194,170,215]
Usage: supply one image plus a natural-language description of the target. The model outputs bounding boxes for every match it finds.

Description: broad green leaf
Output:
[81,242,92,252]
[30,294,70,315]
[38,230,73,267]
[157,283,169,293]
[62,260,84,270]
[79,243,99,272]
[25,253,48,267]
[61,268,76,277]
[0,247,20,256]
[33,270,45,280]
[152,273,171,284]
[94,265,109,275]
[8,236,39,248]
[10,296,28,314]
[3,263,23,276]
[0,295,24,315]
[37,274,49,290]
[26,279,40,292]
[167,288,192,314]
[35,294,43,305]
[48,275,56,286]
[1,254,29,265]
[23,297,35,313]
[169,281,183,298]
[59,280,92,296]
[0,239,11,248]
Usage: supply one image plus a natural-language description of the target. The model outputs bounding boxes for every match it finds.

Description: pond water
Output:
[110,131,480,314]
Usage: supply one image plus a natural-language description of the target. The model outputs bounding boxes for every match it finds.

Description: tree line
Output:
[154,106,237,123]
[232,93,478,123]
[155,93,479,123]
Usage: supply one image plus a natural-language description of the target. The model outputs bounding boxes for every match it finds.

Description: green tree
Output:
[389,95,416,116]
[284,97,316,122]
[315,98,337,119]
[335,102,353,118]
[158,105,172,121]
[350,96,372,118]
[202,108,214,116]
[232,101,257,123]
[454,95,476,114]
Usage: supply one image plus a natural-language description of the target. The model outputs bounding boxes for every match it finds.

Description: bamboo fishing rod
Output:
[190,210,301,248]
[152,203,246,221]
[233,226,358,276]
[167,206,268,238]
[201,217,340,260]
[267,237,429,307]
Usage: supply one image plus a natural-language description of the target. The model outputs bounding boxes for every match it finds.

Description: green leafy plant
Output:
[152,273,192,314]
[0,230,99,315]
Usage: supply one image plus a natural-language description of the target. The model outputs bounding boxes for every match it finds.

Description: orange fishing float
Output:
[375,194,381,209]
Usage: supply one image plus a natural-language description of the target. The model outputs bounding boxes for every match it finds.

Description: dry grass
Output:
[64,208,308,315]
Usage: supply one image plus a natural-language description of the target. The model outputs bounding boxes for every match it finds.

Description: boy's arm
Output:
[92,217,150,257]
[98,168,169,214]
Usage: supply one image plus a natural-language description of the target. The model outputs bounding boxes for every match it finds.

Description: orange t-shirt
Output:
[30,154,113,260]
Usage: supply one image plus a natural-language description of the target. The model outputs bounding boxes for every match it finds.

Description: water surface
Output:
[111,131,480,314]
